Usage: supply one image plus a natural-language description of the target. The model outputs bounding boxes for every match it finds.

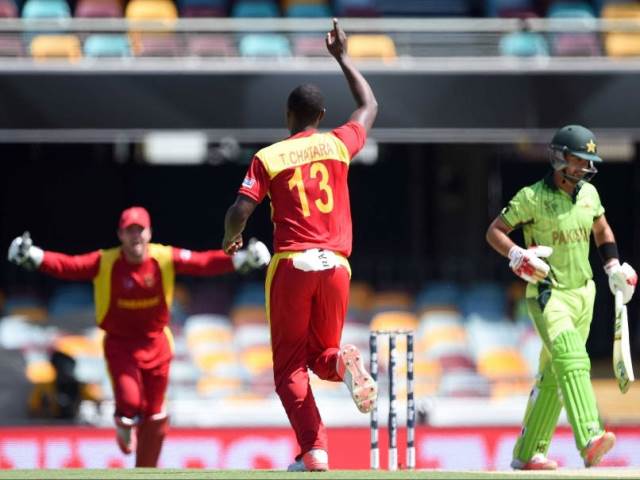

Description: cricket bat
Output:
[613,289,634,394]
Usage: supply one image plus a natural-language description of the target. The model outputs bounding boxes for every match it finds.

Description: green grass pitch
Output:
[2,469,640,480]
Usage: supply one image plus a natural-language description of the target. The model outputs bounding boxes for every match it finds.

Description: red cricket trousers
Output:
[103,331,172,420]
[266,254,350,457]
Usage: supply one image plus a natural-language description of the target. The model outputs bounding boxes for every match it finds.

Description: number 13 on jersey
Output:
[288,162,334,217]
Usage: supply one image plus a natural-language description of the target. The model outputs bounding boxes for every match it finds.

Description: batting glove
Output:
[232,238,271,273]
[7,232,43,270]
[605,259,637,304]
[508,245,553,284]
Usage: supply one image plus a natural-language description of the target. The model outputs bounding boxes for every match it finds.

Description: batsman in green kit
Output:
[486,125,638,470]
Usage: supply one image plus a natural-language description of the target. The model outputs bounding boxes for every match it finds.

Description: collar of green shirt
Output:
[543,170,583,204]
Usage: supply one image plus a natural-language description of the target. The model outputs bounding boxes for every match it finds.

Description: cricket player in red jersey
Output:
[222,19,378,472]
[7,206,271,467]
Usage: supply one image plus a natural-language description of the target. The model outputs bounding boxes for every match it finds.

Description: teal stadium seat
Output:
[83,34,131,57]
[547,1,595,18]
[231,0,279,17]
[499,31,549,57]
[286,3,331,17]
[22,0,71,18]
[239,34,291,57]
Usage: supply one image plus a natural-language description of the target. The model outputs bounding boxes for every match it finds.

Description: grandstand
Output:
[1,0,640,472]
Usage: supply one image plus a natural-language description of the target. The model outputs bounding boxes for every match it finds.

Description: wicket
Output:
[369,329,415,470]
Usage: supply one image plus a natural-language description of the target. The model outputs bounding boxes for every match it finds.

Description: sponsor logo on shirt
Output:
[143,274,155,288]
[123,277,134,290]
[552,227,590,245]
[242,176,256,189]
[117,296,160,309]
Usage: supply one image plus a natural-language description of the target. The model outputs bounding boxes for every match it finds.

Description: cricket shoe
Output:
[511,453,558,470]
[114,416,137,455]
[583,431,616,467]
[286,449,329,472]
[337,344,377,414]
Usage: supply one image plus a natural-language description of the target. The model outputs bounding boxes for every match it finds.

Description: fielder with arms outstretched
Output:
[222,19,378,472]
[486,125,637,470]
[7,206,271,468]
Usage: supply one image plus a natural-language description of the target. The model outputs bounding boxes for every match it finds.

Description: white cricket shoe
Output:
[337,344,377,414]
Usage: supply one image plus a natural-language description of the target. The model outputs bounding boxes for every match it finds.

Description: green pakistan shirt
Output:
[500,174,605,292]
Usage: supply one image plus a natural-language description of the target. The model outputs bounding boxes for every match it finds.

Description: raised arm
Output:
[326,18,378,131]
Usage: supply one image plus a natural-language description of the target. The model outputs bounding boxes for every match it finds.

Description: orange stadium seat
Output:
[370,311,418,333]
[347,34,397,60]
[476,348,529,380]
[30,35,82,61]
[370,290,413,312]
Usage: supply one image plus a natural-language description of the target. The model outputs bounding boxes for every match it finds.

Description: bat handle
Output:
[615,289,624,312]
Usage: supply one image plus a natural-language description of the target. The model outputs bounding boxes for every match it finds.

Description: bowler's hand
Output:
[223,235,243,255]
[326,18,347,59]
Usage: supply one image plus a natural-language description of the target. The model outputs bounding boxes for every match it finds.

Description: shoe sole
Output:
[116,426,135,455]
[584,432,616,467]
[514,461,558,471]
[340,345,377,414]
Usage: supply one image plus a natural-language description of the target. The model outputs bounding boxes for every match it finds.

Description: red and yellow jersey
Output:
[238,121,367,257]
[40,244,234,339]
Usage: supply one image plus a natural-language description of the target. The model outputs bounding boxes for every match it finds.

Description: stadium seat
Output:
[3,293,47,320]
[230,305,266,325]
[547,1,595,18]
[239,33,291,57]
[186,34,236,56]
[0,0,17,17]
[476,348,530,381]
[333,0,377,16]
[233,282,265,307]
[133,33,182,56]
[75,0,122,17]
[602,3,640,57]
[369,290,412,313]
[375,0,471,17]
[83,34,131,57]
[460,283,506,321]
[347,34,397,59]
[31,35,82,59]
[415,281,461,314]
[370,311,418,333]
[499,31,550,57]
[48,285,94,317]
[485,0,534,17]
[231,0,279,17]
[125,0,178,19]
[181,4,226,16]
[22,0,71,18]
[438,371,491,397]
[286,3,331,16]
[292,34,328,57]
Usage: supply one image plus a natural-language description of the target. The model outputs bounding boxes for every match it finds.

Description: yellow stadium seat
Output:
[30,35,82,61]
[125,0,177,19]
[602,3,640,57]
[491,379,532,399]
[477,348,529,380]
[240,345,273,375]
[370,311,418,332]
[420,324,468,352]
[197,376,242,396]
[192,350,236,371]
[347,34,397,60]
[26,361,56,383]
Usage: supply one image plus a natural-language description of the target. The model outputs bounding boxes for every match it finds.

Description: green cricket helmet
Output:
[549,124,602,182]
